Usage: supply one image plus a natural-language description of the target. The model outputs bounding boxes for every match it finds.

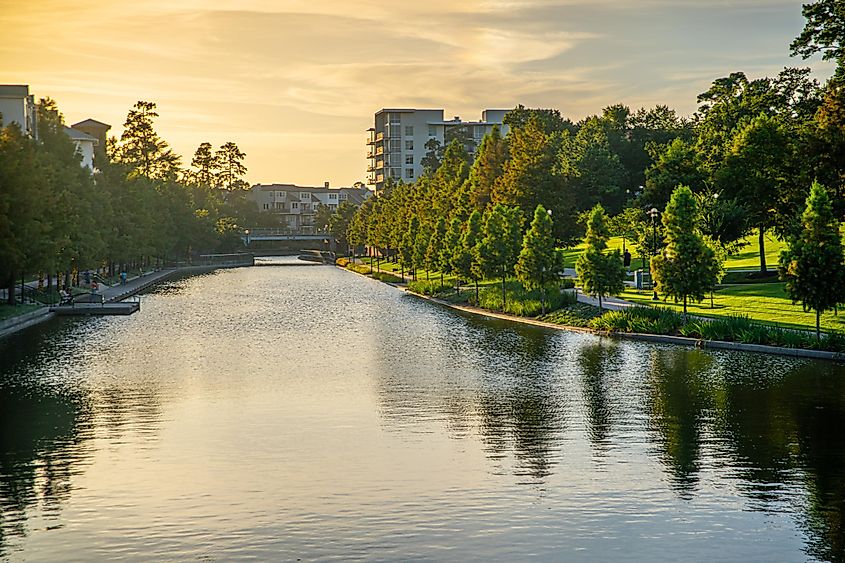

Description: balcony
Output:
[366,150,374,159]
[376,160,384,170]
[375,146,384,156]
[375,131,384,142]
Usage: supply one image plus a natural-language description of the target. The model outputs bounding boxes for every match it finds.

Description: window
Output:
[405,168,414,179]
[302,203,310,212]
[300,192,310,200]
[329,204,337,210]
[329,193,338,200]
[405,154,414,165]
[405,125,414,136]
[405,140,414,151]
[292,202,300,209]
[263,203,269,210]
[339,193,348,200]
[388,113,400,124]
[428,125,436,136]
[389,139,401,152]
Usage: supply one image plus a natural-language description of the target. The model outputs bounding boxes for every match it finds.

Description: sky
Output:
[0,0,834,187]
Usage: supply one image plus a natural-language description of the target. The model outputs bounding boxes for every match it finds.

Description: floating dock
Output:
[50,302,140,316]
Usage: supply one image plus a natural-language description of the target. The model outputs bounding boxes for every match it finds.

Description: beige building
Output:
[366,108,509,191]
[248,183,372,232]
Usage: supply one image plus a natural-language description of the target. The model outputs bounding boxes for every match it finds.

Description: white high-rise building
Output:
[0,84,38,138]
[366,108,509,191]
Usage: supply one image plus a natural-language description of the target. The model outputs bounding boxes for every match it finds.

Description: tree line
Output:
[1,99,259,303]
[346,0,845,330]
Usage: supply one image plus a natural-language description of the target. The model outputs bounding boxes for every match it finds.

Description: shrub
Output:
[589,306,684,334]
[541,303,603,328]
[346,262,372,276]
[408,279,447,296]
[477,280,575,317]
[335,257,350,267]
[371,272,404,284]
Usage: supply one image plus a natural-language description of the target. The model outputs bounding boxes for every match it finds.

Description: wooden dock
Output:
[50,301,140,316]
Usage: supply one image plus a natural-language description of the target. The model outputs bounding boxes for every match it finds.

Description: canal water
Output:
[1,258,844,561]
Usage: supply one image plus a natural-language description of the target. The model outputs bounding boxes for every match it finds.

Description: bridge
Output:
[242,228,336,253]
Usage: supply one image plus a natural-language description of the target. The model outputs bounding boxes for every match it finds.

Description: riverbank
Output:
[337,261,845,363]
[0,259,254,340]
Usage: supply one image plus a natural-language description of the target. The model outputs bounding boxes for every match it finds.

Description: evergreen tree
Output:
[575,204,625,312]
[216,141,248,191]
[442,217,463,292]
[650,186,720,319]
[515,205,562,314]
[779,181,845,339]
[477,204,523,309]
[115,101,181,180]
[454,210,483,302]
[465,126,507,210]
[190,142,219,188]
[426,217,447,288]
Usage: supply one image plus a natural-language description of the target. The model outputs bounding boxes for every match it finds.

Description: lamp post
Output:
[245,229,250,246]
[648,207,659,300]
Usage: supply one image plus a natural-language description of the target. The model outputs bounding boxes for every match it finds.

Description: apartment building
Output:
[1,85,109,170]
[0,84,38,138]
[248,183,372,232]
[366,108,509,191]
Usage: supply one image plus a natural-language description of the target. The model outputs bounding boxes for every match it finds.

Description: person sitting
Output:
[59,289,73,305]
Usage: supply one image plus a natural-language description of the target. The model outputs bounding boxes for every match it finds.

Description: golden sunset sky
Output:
[0,0,833,186]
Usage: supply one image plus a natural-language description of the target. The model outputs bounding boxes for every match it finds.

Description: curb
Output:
[0,307,55,340]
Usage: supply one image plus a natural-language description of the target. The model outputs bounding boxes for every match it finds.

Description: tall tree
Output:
[477,204,523,309]
[575,204,625,312]
[651,186,721,319]
[190,142,219,188]
[455,210,483,302]
[718,113,794,271]
[515,205,562,315]
[115,101,181,180]
[779,181,845,339]
[442,217,463,292]
[426,216,447,288]
[791,0,845,80]
[464,126,507,210]
[216,141,248,191]
[492,115,567,240]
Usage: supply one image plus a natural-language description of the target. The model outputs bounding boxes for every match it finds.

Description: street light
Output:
[245,229,250,246]
[648,207,659,300]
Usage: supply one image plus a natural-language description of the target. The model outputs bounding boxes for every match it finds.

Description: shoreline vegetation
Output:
[336,257,845,359]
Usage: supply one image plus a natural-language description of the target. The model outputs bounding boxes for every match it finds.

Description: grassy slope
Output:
[561,232,786,271]
[621,284,845,332]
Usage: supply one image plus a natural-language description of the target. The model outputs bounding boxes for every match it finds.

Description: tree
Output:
[329,201,357,255]
[216,141,248,191]
[115,101,181,180]
[791,0,845,79]
[426,217,447,288]
[779,181,845,339]
[477,204,523,309]
[515,205,562,314]
[644,138,707,208]
[575,204,625,312]
[190,142,219,188]
[442,217,463,292]
[454,210,483,302]
[650,186,721,319]
[492,115,567,240]
[464,126,507,210]
[314,204,333,232]
[718,114,794,271]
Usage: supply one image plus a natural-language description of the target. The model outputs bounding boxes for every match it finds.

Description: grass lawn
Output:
[560,232,787,272]
[621,283,845,333]
[0,304,42,322]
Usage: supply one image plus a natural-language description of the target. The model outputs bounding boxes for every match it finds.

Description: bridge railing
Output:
[246,228,331,237]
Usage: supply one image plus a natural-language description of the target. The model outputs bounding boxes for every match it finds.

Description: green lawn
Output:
[561,232,786,272]
[0,304,42,322]
[621,283,845,333]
